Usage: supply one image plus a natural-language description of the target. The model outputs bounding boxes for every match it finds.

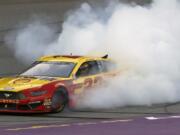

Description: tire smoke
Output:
[5,0,180,108]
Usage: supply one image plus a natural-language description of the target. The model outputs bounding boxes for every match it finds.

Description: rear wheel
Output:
[51,87,68,113]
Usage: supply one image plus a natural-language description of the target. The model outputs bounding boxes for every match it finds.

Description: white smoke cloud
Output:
[5,0,180,108]
[5,22,57,63]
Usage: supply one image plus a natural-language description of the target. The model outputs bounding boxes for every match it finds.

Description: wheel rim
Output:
[51,91,66,112]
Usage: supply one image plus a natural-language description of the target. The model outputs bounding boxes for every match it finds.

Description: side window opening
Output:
[76,61,100,78]
[99,60,117,73]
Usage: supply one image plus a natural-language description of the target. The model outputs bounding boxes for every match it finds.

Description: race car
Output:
[0,55,117,113]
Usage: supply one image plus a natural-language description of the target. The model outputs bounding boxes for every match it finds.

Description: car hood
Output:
[0,76,55,92]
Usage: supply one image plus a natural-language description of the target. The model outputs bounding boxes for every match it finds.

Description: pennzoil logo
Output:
[0,99,19,104]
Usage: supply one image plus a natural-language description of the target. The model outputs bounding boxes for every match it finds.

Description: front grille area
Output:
[0,92,20,99]
[0,103,16,110]
[19,102,42,110]
[18,105,30,110]
[30,102,42,109]
[0,92,43,111]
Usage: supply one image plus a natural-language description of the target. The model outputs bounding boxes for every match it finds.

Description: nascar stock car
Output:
[0,55,117,113]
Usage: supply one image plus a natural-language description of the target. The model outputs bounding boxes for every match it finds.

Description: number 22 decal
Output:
[84,77,103,88]
[84,78,93,88]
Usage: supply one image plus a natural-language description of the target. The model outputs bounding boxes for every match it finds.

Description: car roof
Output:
[38,55,110,63]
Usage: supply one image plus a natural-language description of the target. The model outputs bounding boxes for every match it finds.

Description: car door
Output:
[73,60,102,95]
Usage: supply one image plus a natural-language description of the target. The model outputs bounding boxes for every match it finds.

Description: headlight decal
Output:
[30,90,47,96]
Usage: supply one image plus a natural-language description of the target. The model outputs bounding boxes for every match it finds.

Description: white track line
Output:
[145,115,180,120]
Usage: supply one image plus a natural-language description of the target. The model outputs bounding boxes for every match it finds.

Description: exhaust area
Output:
[5,0,180,108]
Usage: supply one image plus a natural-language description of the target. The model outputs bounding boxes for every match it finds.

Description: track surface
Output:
[0,103,180,127]
[0,0,179,134]
[1,116,180,135]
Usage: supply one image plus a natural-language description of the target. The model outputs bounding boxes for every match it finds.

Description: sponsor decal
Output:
[13,79,31,84]
[43,99,52,106]
[0,99,19,104]
[1,86,14,91]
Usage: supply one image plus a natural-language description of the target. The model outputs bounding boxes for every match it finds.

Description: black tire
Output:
[51,87,68,113]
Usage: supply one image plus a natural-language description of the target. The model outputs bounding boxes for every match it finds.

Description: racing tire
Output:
[51,87,68,113]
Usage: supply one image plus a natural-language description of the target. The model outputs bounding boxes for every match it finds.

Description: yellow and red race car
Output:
[0,55,117,113]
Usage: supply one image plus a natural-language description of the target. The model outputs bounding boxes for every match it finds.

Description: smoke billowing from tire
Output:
[5,0,180,108]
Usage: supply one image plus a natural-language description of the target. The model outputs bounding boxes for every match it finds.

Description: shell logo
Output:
[13,79,31,84]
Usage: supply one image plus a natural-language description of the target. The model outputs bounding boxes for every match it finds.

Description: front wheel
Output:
[51,88,68,113]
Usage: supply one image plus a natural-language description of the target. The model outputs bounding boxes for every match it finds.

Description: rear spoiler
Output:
[102,54,108,59]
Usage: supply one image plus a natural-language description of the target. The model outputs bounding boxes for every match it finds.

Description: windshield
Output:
[21,62,76,78]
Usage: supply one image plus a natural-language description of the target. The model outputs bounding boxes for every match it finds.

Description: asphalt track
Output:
[0,103,180,135]
[1,115,180,135]
[0,0,179,134]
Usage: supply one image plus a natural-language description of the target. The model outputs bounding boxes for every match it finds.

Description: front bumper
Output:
[0,98,52,113]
